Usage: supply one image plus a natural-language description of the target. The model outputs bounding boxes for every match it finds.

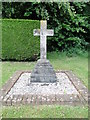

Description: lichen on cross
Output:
[33,20,54,59]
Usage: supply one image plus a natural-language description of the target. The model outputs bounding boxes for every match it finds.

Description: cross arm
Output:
[33,29,40,36]
[46,30,54,36]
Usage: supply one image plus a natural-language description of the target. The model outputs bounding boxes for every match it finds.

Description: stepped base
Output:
[30,59,57,83]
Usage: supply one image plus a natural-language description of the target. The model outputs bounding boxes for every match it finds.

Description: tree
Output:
[2,2,90,54]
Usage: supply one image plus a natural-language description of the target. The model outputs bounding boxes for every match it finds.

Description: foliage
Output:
[2,2,90,53]
[1,19,40,61]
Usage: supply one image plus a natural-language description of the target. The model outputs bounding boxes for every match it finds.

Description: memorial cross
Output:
[33,20,54,59]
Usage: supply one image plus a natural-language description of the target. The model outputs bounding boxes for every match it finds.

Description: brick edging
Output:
[2,94,84,106]
[65,71,88,103]
[0,70,89,106]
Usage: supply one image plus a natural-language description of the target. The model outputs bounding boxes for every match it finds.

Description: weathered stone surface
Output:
[7,97,12,106]
[41,95,47,104]
[30,59,57,83]
[17,95,23,105]
[31,20,56,83]
[31,95,36,104]
[27,95,32,104]
[36,95,42,105]
[22,95,28,105]
[34,20,54,59]
[12,95,17,105]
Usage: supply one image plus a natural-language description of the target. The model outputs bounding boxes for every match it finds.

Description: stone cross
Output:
[33,20,54,59]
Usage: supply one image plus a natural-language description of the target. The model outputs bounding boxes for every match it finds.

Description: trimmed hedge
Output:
[2,19,40,61]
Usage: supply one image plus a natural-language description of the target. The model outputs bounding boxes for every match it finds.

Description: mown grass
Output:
[1,61,36,88]
[1,51,88,118]
[1,51,88,87]
[48,51,88,87]
[2,105,88,118]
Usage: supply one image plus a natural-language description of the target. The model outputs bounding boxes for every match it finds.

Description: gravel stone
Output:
[4,72,79,99]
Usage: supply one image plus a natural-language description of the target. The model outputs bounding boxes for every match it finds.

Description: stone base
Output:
[30,59,57,83]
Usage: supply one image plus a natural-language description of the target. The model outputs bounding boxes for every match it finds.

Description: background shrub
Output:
[2,2,90,54]
[1,19,40,61]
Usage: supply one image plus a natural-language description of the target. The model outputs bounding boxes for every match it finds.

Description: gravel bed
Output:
[5,72,79,98]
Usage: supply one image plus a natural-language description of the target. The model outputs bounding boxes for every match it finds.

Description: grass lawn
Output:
[2,105,88,118]
[1,52,88,118]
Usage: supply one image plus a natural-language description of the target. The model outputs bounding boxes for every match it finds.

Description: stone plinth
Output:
[30,59,57,83]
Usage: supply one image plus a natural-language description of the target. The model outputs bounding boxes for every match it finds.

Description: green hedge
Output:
[1,19,40,61]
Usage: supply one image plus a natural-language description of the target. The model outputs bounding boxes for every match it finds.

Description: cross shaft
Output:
[33,20,54,59]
